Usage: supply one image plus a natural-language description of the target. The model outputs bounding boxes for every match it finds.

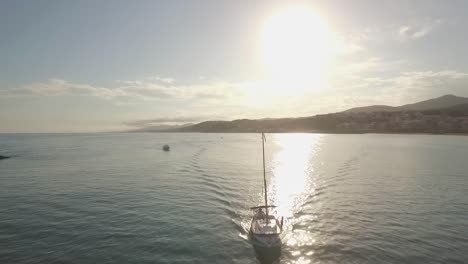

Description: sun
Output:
[261,6,332,93]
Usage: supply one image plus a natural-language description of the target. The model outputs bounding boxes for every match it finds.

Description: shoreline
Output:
[130,131,468,136]
[1,131,467,136]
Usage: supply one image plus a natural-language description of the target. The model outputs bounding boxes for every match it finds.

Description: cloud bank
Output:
[1,78,239,103]
[2,60,468,130]
[124,117,205,127]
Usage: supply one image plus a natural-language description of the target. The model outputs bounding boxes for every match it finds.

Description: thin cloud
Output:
[1,78,238,102]
[398,20,443,40]
[336,70,468,106]
[332,33,365,55]
[334,57,407,76]
[1,79,120,98]
[148,76,176,84]
[125,117,203,127]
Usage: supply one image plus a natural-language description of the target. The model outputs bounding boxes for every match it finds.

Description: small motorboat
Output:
[249,133,283,248]
[162,144,170,151]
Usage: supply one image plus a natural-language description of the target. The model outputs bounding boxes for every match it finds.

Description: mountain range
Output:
[345,94,468,113]
[138,94,468,134]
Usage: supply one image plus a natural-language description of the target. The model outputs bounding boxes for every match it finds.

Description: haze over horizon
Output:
[2,0,468,133]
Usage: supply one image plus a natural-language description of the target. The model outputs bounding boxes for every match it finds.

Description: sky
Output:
[1,0,468,132]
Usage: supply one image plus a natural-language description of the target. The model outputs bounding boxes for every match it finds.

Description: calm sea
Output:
[0,133,467,264]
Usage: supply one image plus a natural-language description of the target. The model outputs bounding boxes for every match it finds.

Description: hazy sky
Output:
[2,0,468,132]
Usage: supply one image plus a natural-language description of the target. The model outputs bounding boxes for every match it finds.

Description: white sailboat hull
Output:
[250,233,282,248]
[249,212,283,248]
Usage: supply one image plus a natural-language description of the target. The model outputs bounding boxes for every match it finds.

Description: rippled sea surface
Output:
[1,133,467,264]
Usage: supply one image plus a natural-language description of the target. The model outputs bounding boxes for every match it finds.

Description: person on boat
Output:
[258,208,266,219]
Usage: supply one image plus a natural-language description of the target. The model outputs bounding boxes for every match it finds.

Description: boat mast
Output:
[262,132,268,218]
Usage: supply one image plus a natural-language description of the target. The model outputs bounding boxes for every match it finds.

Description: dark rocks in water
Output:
[0,155,10,160]
[162,145,170,151]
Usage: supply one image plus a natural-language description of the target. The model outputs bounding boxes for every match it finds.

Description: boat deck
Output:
[251,215,281,235]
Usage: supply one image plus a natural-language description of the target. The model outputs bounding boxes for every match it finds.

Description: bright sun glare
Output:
[261,6,331,93]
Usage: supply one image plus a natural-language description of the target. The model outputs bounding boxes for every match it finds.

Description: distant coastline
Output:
[142,131,468,136]
[132,95,468,135]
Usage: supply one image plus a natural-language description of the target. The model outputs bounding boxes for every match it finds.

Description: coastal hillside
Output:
[343,105,397,113]
[345,94,468,113]
[156,95,468,134]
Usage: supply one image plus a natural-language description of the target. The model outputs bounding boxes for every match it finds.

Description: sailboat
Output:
[249,133,283,248]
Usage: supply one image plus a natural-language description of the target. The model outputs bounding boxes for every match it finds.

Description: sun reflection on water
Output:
[269,133,322,219]
[265,134,323,263]
[250,133,323,263]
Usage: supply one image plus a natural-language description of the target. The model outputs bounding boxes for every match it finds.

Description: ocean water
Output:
[0,133,467,264]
